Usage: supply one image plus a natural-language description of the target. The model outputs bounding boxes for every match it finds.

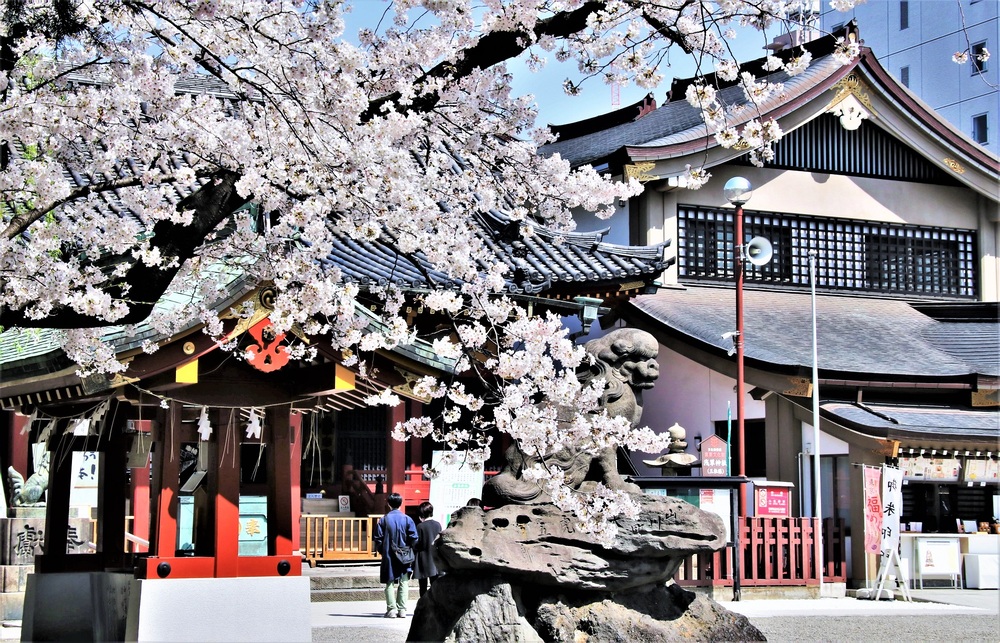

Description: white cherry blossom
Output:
[0,0,868,540]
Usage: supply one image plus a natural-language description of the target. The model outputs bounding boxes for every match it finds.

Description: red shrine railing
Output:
[674,517,847,587]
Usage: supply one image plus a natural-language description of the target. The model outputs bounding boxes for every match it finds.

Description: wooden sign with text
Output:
[699,435,729,477]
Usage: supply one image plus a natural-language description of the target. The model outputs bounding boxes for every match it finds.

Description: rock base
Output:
[407,573,764,643]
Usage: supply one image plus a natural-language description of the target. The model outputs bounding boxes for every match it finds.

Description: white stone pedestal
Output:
[22,573,310,642]
[126,576,311,642]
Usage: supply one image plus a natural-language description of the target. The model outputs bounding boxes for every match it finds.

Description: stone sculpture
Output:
[8,452,50,507]
[643,422,699,475]
[409,329,764,642]
[482,328,659,505]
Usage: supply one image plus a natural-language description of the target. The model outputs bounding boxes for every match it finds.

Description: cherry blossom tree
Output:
[0,0,862,541]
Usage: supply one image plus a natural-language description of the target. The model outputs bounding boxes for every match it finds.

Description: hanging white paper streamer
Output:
[91,399,110,426]
[197,407,213,441]
[69,418,92,436]
[38,419,56,442]
[245,408,262,439]
[21,410,37,435]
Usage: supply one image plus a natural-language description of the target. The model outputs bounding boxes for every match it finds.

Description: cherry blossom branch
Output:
[2,166,221,241]
[0,169,248,329]
[361,2,608,121]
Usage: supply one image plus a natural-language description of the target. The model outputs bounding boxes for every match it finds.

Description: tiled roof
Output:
[330,209,670,293]
[21,69,672,299]
[628,286,998,380]
[539,28,998,188]
[0,259,253,385]
[822,402,999,443]
[539,51,843,168]
[548,93,657,142]
[0,328,71,382]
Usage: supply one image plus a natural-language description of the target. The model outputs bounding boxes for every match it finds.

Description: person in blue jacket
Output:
[373,492,419,618]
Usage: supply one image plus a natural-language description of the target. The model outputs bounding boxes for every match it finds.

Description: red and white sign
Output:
[863,466,882,555]
[754,486,790,517]
[700,435,729,477]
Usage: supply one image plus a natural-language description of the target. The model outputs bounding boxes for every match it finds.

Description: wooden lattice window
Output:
[677,206,977,298]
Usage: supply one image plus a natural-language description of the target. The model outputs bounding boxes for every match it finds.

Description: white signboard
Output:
[880,466,902,558]
[899,456,961,482]
[69,451,99,509]
[916,538,961,576]
[428,450,485,527]
[699,488,732,542]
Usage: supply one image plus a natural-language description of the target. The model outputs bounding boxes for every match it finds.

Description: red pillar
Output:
[130,420,153,553]
[150,404,181,559]
[214,409,240,577]
[288,413,302,552]
[387,404,406,497]
[8,412,30,478]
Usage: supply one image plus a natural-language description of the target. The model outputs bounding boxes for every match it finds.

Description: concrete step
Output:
[305,563,420,602]
[310,587,421,602]
[309,574,382,591]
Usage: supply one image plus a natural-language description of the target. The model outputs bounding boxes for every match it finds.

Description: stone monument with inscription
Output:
[0,451,94,620]
[408,329,763,642]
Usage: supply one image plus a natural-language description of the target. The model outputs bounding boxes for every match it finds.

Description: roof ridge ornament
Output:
[826,73,877,131]
[624,161,657,183]
[942,158,966,174]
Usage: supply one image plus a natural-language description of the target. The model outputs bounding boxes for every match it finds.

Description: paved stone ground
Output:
[721,592,999,643]
[6,581,995,641]
[749,614,999,642]
[310,591,1000,642]
[311,613,1000,643]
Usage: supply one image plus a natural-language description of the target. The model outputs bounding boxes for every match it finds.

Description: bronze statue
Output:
[8,451,50,507]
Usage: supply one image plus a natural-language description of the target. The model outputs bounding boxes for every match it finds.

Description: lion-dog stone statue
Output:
[408,328,764,642]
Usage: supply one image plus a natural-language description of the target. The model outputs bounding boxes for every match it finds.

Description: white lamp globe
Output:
[723,176,753,206]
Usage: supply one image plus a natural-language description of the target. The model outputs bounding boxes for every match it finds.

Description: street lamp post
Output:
[724,176,752,517]
[809,250,824,595]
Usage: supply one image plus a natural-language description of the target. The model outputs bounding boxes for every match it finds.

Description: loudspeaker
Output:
[745,236,773,266]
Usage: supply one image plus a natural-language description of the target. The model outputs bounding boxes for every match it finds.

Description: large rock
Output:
[411,328,762,641]
[436,494,725,592]
[408,574,764,643]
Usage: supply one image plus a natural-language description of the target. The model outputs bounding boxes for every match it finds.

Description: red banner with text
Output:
[863,466,883,554]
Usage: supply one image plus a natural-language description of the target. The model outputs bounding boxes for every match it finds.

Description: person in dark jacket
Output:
[373,492,419,618]
[412,501,443,596]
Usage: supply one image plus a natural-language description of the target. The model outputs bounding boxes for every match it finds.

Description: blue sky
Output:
[343,2,786,130]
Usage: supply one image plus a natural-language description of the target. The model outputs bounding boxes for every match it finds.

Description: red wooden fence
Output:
[674,517,847,587]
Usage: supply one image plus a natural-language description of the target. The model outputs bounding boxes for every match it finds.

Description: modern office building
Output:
[821,0,999,155]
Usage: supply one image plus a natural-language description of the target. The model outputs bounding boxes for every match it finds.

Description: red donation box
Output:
[754,481,793,517]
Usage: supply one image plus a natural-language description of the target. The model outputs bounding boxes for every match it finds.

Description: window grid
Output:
[677,206,977,298]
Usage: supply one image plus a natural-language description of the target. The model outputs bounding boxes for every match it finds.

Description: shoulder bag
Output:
[391,543,415,565]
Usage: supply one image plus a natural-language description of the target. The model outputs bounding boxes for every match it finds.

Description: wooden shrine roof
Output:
[540,26,998,199]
